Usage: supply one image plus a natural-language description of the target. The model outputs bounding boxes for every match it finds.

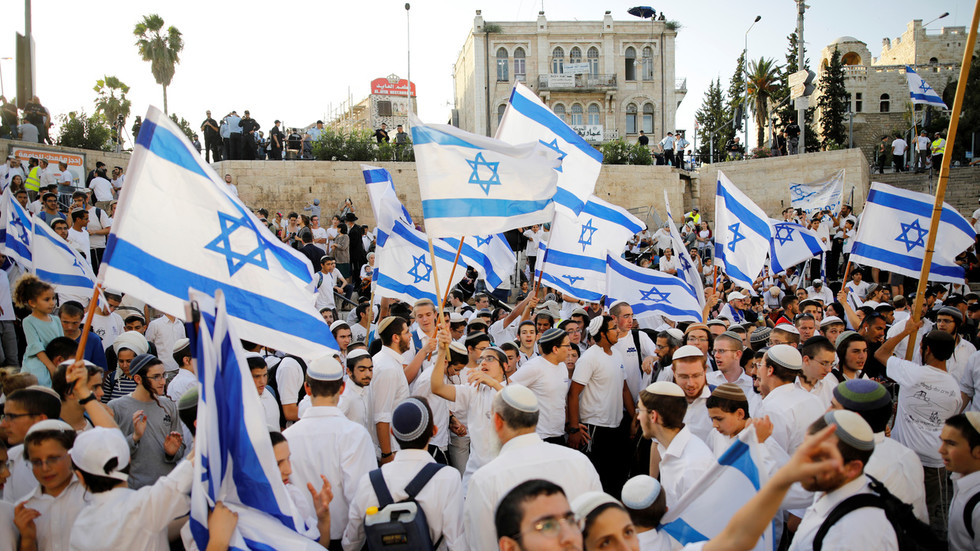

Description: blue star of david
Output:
[71,255,86,273]
[407,254,432,283]
[773,223,796,246]
[467,152,501,195]
[204,212,269,276]
[727,222,747,253]
[579,219,598,251]
[896,219,928,252]
[475,235,492,247]
[9,216,28,244]
[561,274,584,286]
[678,253,692,272]
[539,138,567,172]
[918,80,932,94]
[640,287,671,302]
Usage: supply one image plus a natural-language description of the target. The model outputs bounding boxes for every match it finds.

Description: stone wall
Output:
[871,167,980,215]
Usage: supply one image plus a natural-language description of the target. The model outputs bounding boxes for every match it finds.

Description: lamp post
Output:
[405,3,412,129]
[923,12,950,28]
[795,0,807,154]
[744,15,761,157]
[0,57,11,98]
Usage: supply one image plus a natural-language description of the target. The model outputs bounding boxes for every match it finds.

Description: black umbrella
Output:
[627,6,656,19]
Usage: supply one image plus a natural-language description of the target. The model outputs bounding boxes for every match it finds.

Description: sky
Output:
[0,0,975,150]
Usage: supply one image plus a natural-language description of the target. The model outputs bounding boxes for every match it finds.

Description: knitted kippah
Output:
[621,475,662,509]
[710,382,747,402]
[392,398,429,441]
[750,327,771,344]
[824,410,875,451]
[538,328,566,346]
[833,379,891,411]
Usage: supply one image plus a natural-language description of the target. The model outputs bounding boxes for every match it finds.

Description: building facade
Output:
[453,10,686,144]
[328,76,418,134]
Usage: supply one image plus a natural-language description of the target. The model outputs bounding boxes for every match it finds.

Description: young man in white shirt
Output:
[510,328,570,445]
[372,317,415,465]
[246,353,282,431]
[144,313,186,374]
[337,349,374,446]
[165,338,196,404]
[940,412,980,550]
[522,224,544,273]
[89,167,114,207]
[658,247,680,275]
[67,209,90,261]
[891,134,908,172]
[756,344,825,453]
[71,190,111,273]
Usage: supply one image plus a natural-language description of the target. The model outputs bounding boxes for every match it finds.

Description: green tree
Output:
[93,76,131,127]
[134,14,183,114]
[695,78,728,163]
[776,32,821,152]
[727,51,746,134]
[746,57,783,147]
[169,113,195,141]
[57,111,113,151]
[817,48,849,149]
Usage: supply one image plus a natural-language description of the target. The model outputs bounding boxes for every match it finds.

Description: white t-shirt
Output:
[67,227,90,259]
[972,207,980,233]
[312,226,328,253]
[86,206,112,249]
[523,229,544,257]
[314,269,342,310]
[90,176,114,201]
[509,356,568,439]
[886,356,962,467]
[571,345,625,428]
[916,135,931,152]
[659,255,681,273]
[56,169,73,186]
[891,138,908,156]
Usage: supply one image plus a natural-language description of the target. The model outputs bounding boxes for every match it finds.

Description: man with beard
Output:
[649,328,683,385]
[670,345,713,443]
[857,312,888,379]
[372,317,414,465]
[338,349,374,448]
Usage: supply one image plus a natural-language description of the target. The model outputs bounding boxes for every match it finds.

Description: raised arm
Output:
[430,327,457,402]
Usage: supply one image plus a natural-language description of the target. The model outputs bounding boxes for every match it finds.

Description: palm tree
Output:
[93,76,131,125]
[746,57,782,147]
[133,14,183,114]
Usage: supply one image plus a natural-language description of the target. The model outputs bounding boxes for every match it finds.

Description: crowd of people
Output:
[1,164,980,551]
[0,96,53,146]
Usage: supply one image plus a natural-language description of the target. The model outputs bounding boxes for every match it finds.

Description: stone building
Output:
[327,76,418,135]
[452,10,686,144]
[811,19,979,160]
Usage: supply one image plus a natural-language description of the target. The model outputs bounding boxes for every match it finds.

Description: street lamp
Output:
[0,57,11,98]
[923,12,949,27]
[744,15,761,157]
[405,3,412,129]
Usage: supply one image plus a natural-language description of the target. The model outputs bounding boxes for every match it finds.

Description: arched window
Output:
[625,47,637,81]
[552,47,565,74]
[570,103,584,125]
[930,57,939,64]
[553,103,566,123]
[514,47,526,81]
[879,93,890,113]
[588,103,600,125]
[570,47,582,64]
[496,48,509,81]
[626,103,638,134]
[642,103,654,134]
[588,46,600,75]
[497,104,507,124]
[642,47,654,80]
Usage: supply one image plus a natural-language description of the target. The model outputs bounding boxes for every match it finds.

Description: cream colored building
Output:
[452,10,686,144]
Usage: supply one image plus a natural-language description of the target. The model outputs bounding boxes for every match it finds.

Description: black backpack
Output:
[812,475,941,551]
[964,490,980,540]
[265,354,309,404]
[364,462,446,550]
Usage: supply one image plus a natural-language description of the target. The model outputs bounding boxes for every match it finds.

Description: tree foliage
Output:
[57,111,113,151]
[727,51,746,129]
[817,48,849,149]
[776,32,820,152]
[312,129,415,162]
[600,139,652,165]
[169,113,196,141]
[746,57,783,147]
[93,76,131,127]
[695,78,728,163]
[134,14,183,114]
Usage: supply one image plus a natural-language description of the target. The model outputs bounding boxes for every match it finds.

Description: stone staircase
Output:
[872,166,980,215]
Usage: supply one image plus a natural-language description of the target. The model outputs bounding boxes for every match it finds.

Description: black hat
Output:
[344,213,358,222]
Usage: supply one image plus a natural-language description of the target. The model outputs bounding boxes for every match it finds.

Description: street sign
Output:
[789,69,816,98]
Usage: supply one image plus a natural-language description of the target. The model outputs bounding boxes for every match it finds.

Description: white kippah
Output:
[824,410,875,451]
[307,355,344,381]
[587,316,605,337]
[773,323,800,335]
[449,341,468,355]
[965,411,980,435]
[346,349,371,361]
[26,419,74,437]
[500,384,539,413]
[330,320,350,332]
[672,344,704,360]
[665,328,685,341]
[643,381,684,397]
[609,300,630,311]
[621,475,662,509]
[571,491,621,522]
[820,315,844,327]
[767,344,803,371]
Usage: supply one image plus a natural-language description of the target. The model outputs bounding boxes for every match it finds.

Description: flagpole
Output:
[426,237,450,355]
[905,0,980,360]
[73,284,102,362]
[534,210,559,295]
[438,237,466,312]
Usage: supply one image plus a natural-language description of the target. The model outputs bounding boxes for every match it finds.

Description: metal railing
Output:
[537,74,617,90]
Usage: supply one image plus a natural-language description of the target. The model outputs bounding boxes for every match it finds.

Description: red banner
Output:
[370,78,416,96]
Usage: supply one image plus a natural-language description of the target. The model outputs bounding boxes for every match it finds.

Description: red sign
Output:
[371,78,417,96]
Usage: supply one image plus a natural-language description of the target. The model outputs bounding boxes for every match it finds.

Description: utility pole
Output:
[796,0,807,154]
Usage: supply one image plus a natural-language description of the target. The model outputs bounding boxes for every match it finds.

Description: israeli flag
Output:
[605,254,703,323]
[410,114,560,238]
[535,195,645,302]
[33,215,99,300]
[189,289,322,551]
[664,191,705,307]
[769,219,827,275]
[361,164,413,247]
[375,219,467,305]
[850,182,973,284]
[905,66,948,108]
[102,107,338,359]
[496,82,602,217]
[3,188,33,269]
[789,169,845,216]
[714,171,772,289]
[660,426,773,551]
[443,233,516,291]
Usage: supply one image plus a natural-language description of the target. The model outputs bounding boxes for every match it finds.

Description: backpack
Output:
[364,462,447,550]
[965,490,980,539]
[812,475,941,551]
[266,354,309,404]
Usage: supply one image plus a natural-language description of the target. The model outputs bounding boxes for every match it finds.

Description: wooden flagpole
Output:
[74,284,102,362]
[534,211,559,295]
[438,237,466,314]
[905,0,980,360]
[426,237,450,356]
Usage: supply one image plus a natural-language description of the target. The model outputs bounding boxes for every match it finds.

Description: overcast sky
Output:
[0,0,974,149]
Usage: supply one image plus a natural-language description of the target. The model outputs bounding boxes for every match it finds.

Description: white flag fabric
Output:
[850,182,973,284]
[769,219,828,275]
[189,290,322,551]
[535,195,645,302]
[714,171,772,289]
[410,114,560,238]
[664,191,705,307]
[442,233,516,291]
[660,426,773,551]
[605,254,703,323]
[905,66,948,108]
[33,215,99,300]
[495,81,602,217]
[102,107,338,359]
[3,189,33,269]
[361,164,413,247]
[375,219,467,305]
[788,169,845,217]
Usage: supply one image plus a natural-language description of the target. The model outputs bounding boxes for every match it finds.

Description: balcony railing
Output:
[537,73,617,91]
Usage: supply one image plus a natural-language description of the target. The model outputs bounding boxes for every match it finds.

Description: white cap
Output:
[863,300,881,309]
[966,411,980,434]
[307,355,344,381]
[499,384,539,413]
[820,315,844,327]
[727,291,746,301]
[621,475,662,509]
[608,300,630,312]
[766,344,803,371]
[70,427,131,481]
[773,323,800,335]
[571,491,621,523]
[813,278,823,285]
[643,381,684,397]
[330,320,350,332]
[672,344,704,360]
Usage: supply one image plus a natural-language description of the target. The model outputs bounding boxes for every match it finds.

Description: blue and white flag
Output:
[496,81,602,217]
[102,107,338,359]
[714,171,772,289]
[905,66,948,108]
[789,169,845,216]
[660,426,773,551]
[3,188,33,269]
[442,233,516,291]
[410,114,560,238]
[375,220,467,305]
[33,215,98,300]
[605,254,703,323]
[535,195,645,302]
[664,191,705,307]
[850,182,973,284]
[189,289,322,551]
[362,164,413,247]
[769,219,827,275]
